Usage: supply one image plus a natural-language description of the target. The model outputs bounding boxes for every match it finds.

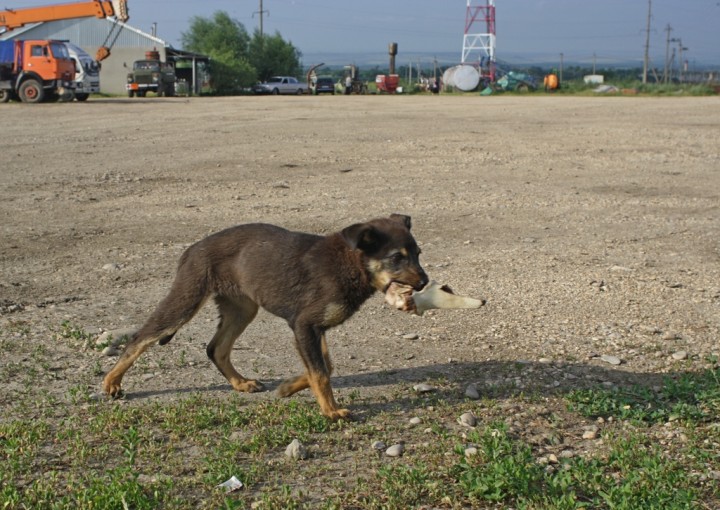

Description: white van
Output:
[65,43,100,101]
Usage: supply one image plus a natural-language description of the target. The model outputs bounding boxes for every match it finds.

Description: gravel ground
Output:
[1,94,719,414]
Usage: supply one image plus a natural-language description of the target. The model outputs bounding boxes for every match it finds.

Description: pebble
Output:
[385,443,405,457]
[464,446,478,457]
[559,449,575,459]
[582,425,600,440]
[409,417,422,426]
[413,383,436,393]
[96,328,136,348]
[600,354,622,366]
[285,439,308,460]
[671,350,688,361]
[371,441,386,451]
[458,412,477,428]
[403,333,419,340]
[465,383,480,400]
[102,346,120,357]
[102,263,121,271]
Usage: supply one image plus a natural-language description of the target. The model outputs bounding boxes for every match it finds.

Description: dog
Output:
[103,214,428,420]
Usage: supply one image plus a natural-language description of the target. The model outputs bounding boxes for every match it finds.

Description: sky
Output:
[8,0,720,66]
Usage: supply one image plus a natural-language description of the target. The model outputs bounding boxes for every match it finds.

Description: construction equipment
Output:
[342,64,367,95]
[0,39,75,102]
[0,1,129,62]
[126,49,176,97]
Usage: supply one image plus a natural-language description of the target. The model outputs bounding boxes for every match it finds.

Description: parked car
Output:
[312,76,336,95]
[252,76,307,95]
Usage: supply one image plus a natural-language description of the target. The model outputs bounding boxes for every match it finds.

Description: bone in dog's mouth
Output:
[384,280,485,316]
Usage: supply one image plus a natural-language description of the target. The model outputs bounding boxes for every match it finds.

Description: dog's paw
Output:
[324,408,352,422]
[102,378,123,398]
[233,379,265,393]
[277,375,309,398]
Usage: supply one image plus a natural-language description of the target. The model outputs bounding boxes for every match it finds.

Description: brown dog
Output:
[103,214,428,420]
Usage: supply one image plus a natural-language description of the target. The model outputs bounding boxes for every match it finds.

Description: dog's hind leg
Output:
[103,267,209,397]
[277,333,332,398]
[206,295,264,393]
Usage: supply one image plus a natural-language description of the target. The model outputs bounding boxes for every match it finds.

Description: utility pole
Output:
[663,24,673,84]
[672,38,688,82]
[253,0,269,38]
[643,0,652,84]
[559,52,564,85]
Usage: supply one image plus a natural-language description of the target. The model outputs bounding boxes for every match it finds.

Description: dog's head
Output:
[342,214,429,292]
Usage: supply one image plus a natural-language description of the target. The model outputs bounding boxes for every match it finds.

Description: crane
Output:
[0,1,129,61]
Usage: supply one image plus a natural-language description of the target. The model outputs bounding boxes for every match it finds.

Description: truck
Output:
[126,52,176,97]
[0,1,128,103]
[0,39,75,102]
[252,76,308,95]
[66,43,100,101]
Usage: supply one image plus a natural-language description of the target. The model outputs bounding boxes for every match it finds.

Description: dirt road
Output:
[1,94,719,408]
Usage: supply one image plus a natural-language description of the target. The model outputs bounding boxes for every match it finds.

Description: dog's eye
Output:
[390,252,404,264]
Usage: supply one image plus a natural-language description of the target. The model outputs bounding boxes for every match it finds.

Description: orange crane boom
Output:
[0,1,128,30]
[0,1,129,61]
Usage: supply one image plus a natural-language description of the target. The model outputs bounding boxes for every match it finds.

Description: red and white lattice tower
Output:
[461,0,496,79]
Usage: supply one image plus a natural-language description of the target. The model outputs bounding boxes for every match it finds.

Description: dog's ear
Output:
[389,214,412,230]
[341,223,382,252]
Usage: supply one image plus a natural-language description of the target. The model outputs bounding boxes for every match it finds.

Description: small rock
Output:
[96,328,136,348]
[582,426,599,440]
[458,412,477,428]
[385,443,405,457]
[371,441,386,451]
[409,417,422,426]
[102,263,121,271]
[464,446,478,457]
[102,346,120,357]
[465,383,480,400]
[671,350,688,361]
[547,453,559,464]
[413,383,436,393]
[403,333,419,340]
[285,439,308,460]
[559,449,575,459]
[600,354,622,366]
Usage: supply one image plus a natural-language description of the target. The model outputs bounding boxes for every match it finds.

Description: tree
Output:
[180,11,304,95]
[248,31,303,82]
[181,11,256,94]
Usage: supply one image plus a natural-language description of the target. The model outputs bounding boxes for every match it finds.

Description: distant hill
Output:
[302,50,718,72]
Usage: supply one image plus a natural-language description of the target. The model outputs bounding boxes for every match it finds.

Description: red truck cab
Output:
[0,39,76,103]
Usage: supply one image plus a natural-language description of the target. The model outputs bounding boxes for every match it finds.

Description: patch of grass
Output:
[52,320,93,344]
[566,366,720,425]
[2,368,718,509]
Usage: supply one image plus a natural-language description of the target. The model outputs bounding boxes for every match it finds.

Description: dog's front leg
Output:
[292,325,350,421]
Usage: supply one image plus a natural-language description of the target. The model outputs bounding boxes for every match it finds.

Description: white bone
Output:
[411,280,484,316]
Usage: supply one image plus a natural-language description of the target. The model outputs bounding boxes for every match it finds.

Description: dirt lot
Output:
[1,94,719,506]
